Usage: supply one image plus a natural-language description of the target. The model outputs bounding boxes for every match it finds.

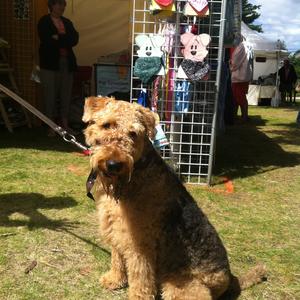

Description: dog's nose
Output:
[146,51,152,56]
[106,160,123,174]
[191,51,197,56]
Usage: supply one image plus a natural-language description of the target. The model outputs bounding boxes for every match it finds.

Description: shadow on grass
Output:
[214,115,300,180]
[265,129,300,146]
[0,193,78,230]
[0,193,109,254]
[0,126,87,153]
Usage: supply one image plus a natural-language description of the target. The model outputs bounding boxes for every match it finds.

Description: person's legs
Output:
[240,82,249,121]
[231,83,239,120]
[40,68,59,136]
[241,102,249,121]
[232,82,249,122]
[287,84,293,103]
[58,57,74,130]
[233,104,239,119]
[279,84,286,105]
[40,68,58,120]
[289,91,293,102]
[280,92,283,102]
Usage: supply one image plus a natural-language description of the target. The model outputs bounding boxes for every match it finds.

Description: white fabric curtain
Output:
[64,0,131,66]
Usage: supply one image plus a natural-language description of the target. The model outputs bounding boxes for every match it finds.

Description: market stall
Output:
[241,22,288,106]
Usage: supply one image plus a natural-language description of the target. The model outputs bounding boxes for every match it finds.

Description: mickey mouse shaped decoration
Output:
[178,32,211,81]
[134,34,165,84]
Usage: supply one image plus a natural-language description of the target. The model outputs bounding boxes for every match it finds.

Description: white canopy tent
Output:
[241,22,288,106]
[241,22,288,81]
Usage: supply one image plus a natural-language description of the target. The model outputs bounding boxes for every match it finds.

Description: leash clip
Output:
[61,130,91,153]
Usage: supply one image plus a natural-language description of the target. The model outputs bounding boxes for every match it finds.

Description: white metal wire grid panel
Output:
[130,0,227,184]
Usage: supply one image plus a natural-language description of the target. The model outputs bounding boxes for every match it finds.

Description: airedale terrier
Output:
[83,96,266,300]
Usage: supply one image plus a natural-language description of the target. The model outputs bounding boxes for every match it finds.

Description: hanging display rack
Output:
[130,0,227,184]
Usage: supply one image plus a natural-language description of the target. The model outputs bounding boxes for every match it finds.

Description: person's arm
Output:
[37,16,59,47]
[58,18,79,48]
[230,43,246,72]
[291,65,298,84]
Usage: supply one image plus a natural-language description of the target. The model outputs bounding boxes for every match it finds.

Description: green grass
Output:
[0,103,300,299]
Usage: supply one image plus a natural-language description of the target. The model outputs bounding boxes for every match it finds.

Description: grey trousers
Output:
[40,57,73,121]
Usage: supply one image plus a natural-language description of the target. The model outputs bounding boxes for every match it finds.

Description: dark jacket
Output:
[38,14,79,72]
[278,64,297,85]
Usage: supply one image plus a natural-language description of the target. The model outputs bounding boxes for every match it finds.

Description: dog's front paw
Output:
[99,271,127,290]
[128,291,156,300]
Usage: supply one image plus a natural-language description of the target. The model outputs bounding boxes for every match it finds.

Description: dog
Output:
[83,96,266,300]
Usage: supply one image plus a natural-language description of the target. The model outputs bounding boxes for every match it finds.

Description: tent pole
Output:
[275,50,280,89]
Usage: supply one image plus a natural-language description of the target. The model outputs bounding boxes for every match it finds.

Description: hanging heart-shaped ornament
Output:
[154,0,173,7]
[188,0,208,13]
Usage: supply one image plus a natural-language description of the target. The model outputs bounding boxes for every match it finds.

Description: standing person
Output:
[278,58,297,104]
[230,39,252,123]
[38,0,79,136]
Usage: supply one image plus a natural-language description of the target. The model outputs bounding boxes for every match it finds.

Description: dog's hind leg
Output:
[161,271,230,300]
[99,248,127,290]
[161,276,212,300]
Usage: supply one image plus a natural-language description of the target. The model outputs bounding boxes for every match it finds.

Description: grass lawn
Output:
[0,103,299,299]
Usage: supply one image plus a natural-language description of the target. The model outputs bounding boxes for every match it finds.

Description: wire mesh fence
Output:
[130,0,227,184]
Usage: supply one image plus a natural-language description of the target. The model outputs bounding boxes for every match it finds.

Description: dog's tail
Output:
[220,264,267,299]
[237,263,267,290]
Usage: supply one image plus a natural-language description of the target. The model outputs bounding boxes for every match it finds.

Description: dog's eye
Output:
[129,131,137,139]
[102,122,111,129]
[88,120,95,126]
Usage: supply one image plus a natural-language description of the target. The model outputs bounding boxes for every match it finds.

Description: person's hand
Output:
[52,34,59,40]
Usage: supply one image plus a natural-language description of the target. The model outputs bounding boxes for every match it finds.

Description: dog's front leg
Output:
[126,252,157,300]
[100,248,127,290]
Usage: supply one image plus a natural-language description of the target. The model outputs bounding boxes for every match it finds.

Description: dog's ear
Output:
[82,97,95,123]
[135,105,157,139]
[82,96,114,123]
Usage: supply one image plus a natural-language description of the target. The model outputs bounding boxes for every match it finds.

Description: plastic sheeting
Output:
[247,84,276,106]
[64,0,131,65]
[241,22,288,80]
[241,22,279,52]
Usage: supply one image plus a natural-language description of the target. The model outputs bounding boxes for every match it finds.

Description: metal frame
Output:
[130,0,227,184]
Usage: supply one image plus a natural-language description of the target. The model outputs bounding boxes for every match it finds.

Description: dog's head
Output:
[83,96,156,195]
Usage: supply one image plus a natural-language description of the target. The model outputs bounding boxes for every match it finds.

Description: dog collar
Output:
[86,169,98,201]
[134,141,158,171]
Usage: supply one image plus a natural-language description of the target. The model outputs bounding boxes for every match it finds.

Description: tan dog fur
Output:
[83,96,266,300]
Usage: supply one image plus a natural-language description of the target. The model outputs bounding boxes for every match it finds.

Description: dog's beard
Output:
[98,158,134,200]
[99,173,118,197]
